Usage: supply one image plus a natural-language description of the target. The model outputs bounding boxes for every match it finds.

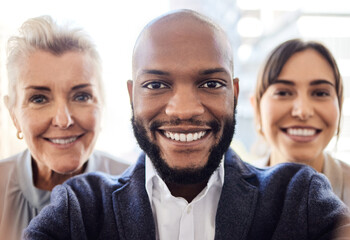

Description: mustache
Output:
[149,118,221,134]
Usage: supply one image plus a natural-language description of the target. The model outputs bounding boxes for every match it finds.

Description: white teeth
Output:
[49,137,78,145]
[287,128,316,137]
[180,133,186,142]
[186,134,193,142]
[164,131,207,142]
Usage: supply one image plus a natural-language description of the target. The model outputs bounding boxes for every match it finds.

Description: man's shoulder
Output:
[63,170,129,195]
[225,148,316,182]
[89,150,130,175]
[256,162,317,180]
[224,148,326,199]
[63,155,145,198]
[252,161,321,191]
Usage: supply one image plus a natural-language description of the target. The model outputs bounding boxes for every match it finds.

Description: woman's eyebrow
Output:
[272,79,295,85]
[72,83,92,91]
[310,79,335,86]
[24,86,50,91]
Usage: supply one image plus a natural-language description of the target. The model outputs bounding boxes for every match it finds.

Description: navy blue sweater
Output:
[24,149,349,239]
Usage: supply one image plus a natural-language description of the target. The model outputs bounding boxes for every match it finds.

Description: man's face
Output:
[129,19,239,184]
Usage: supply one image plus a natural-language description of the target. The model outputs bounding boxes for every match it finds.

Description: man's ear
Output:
[233,78,239,98]
[4,95,21,132]
[127,80,133,104]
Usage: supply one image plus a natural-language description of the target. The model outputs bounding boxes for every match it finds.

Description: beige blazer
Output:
[323,153,350,208]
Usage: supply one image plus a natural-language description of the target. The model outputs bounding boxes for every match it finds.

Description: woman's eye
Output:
[274,90,292,97]
[313,90,330,97]
[143,82,168,89]
[200,81,224,89]
[74,93,92,102]
[29,95,47,104]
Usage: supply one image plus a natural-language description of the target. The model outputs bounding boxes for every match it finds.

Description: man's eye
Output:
[29,95,47,104]
[144,82,168,89]
[200,81,224,89]
[74,93,92,102]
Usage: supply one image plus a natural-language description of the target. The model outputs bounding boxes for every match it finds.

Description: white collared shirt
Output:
[145,156,225,240]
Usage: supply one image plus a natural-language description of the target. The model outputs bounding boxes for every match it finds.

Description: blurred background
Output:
[0,0,349,164]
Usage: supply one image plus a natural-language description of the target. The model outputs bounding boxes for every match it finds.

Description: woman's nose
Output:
[52,102,74,129]
[291,95,314,121]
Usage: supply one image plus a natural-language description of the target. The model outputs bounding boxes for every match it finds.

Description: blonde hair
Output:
[6,15,103,109]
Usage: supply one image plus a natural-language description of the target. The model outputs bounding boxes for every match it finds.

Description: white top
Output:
[145,156,224,240]
[0,149,129,240]
[252,152,350,207]
[323,153,350,207]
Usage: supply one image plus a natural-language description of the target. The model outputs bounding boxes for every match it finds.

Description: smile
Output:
[287,128,317,137]
[46,135,82,145]
[162,130,207,142]
[281,127,321,142]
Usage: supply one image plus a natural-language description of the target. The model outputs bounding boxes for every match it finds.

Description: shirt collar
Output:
[145,154,225,203]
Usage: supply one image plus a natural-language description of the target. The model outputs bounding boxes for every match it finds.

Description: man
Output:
[24,10,349,240]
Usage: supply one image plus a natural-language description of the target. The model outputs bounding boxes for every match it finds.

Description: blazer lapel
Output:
[215,150,259,240]
[110,149,258,240]
[112,155,156,240]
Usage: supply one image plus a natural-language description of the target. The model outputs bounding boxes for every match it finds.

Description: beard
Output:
[131,109,236,185]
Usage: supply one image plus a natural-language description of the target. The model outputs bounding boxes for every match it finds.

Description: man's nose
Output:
[52,102,74,129]
[165,86,205,120]
[291,95,314,121]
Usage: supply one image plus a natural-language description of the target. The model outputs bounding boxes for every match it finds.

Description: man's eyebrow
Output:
[139,69,170,76]
[199,68,229,75]
[72,83,92,91]
[310,79,335,87]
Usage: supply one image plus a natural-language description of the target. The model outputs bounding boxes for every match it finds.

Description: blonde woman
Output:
[0,16,129,239]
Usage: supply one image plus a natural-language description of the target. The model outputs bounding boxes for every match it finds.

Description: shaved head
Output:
[132,9,233,80]
[128,9,238,186]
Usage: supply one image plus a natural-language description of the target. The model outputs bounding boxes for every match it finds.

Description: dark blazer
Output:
[24,149,349,240]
